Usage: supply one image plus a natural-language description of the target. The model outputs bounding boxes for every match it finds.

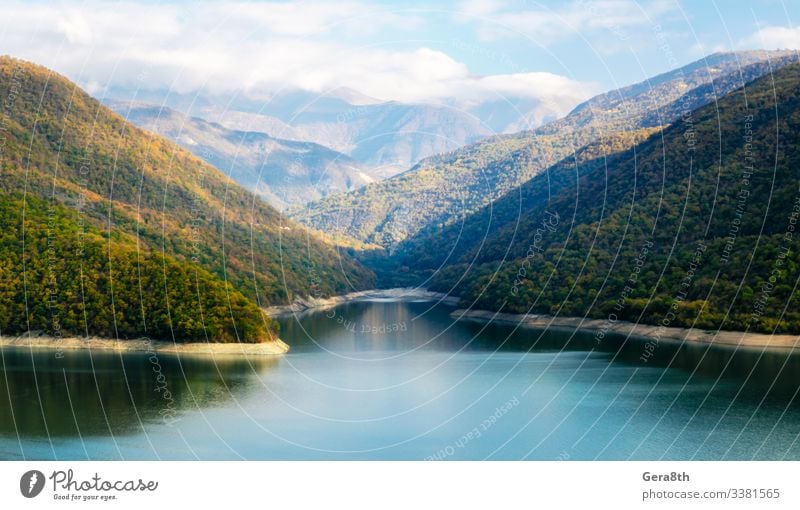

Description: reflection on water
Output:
[0,349,276,438]
[1,299,799,460]
[283,300,800,394]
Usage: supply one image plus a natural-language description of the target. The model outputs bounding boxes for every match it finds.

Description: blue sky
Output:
[1,0,797,112]
[331,0,799,91]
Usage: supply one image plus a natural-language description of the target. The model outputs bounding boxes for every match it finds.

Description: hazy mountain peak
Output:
[109,102,372,209]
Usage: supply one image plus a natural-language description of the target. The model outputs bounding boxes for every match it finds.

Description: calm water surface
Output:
[2,299,800,460]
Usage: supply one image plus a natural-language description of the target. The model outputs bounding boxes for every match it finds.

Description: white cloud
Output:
[451,72,598,105]
[458,0,511,17]
[0,0,595,113]
[743,26,800,50]
[458,0,676,45]
[0,1,423,90]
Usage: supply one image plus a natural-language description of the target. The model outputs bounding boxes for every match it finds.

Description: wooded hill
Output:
[421,61,800,334]
[0,57,374,342]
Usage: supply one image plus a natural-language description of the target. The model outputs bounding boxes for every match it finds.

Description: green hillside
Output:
[0,195,269,342]
[291,51,798,253]
[391,128,661,279]
[426,62,800,334]
[0,57,374,342]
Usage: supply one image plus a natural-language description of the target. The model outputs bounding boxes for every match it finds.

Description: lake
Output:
[2,298,800,460]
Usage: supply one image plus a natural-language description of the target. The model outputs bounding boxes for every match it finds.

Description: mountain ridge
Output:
[291,50,799,253]
[106,88,494,178]
[0,56,374,342]
[425,61,800,333]
[109,102,372,209]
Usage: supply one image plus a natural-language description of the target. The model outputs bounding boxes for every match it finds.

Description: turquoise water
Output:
[1,300,799,460]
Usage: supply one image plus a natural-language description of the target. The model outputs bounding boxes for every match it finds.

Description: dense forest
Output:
[0,57,375,342]
[0,195,270,342]
[417,62,800,334]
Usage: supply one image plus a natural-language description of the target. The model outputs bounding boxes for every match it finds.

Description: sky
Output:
[1,0,798,115]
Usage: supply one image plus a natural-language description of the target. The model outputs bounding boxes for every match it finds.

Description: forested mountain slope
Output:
[0,57,374,342]
[390,128,661,280]
[292,51,798,252]
[428,62,800,334]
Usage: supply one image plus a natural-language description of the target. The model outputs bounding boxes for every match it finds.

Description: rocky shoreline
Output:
[451,309,800,353]
[264,287,459,317]
[0,335,290,356]
[0,288,460,357]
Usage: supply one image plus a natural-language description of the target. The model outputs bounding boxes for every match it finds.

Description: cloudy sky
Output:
[1,0,798,113]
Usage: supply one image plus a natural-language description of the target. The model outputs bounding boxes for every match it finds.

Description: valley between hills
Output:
[2,50,800,353]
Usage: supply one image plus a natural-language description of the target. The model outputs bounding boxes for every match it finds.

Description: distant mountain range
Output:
[106,87,493,180]
[291,50,800,252]
[109,102,372,209]
[179,98,491,180]
[106,80,590,197]
[0,57,374,343]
